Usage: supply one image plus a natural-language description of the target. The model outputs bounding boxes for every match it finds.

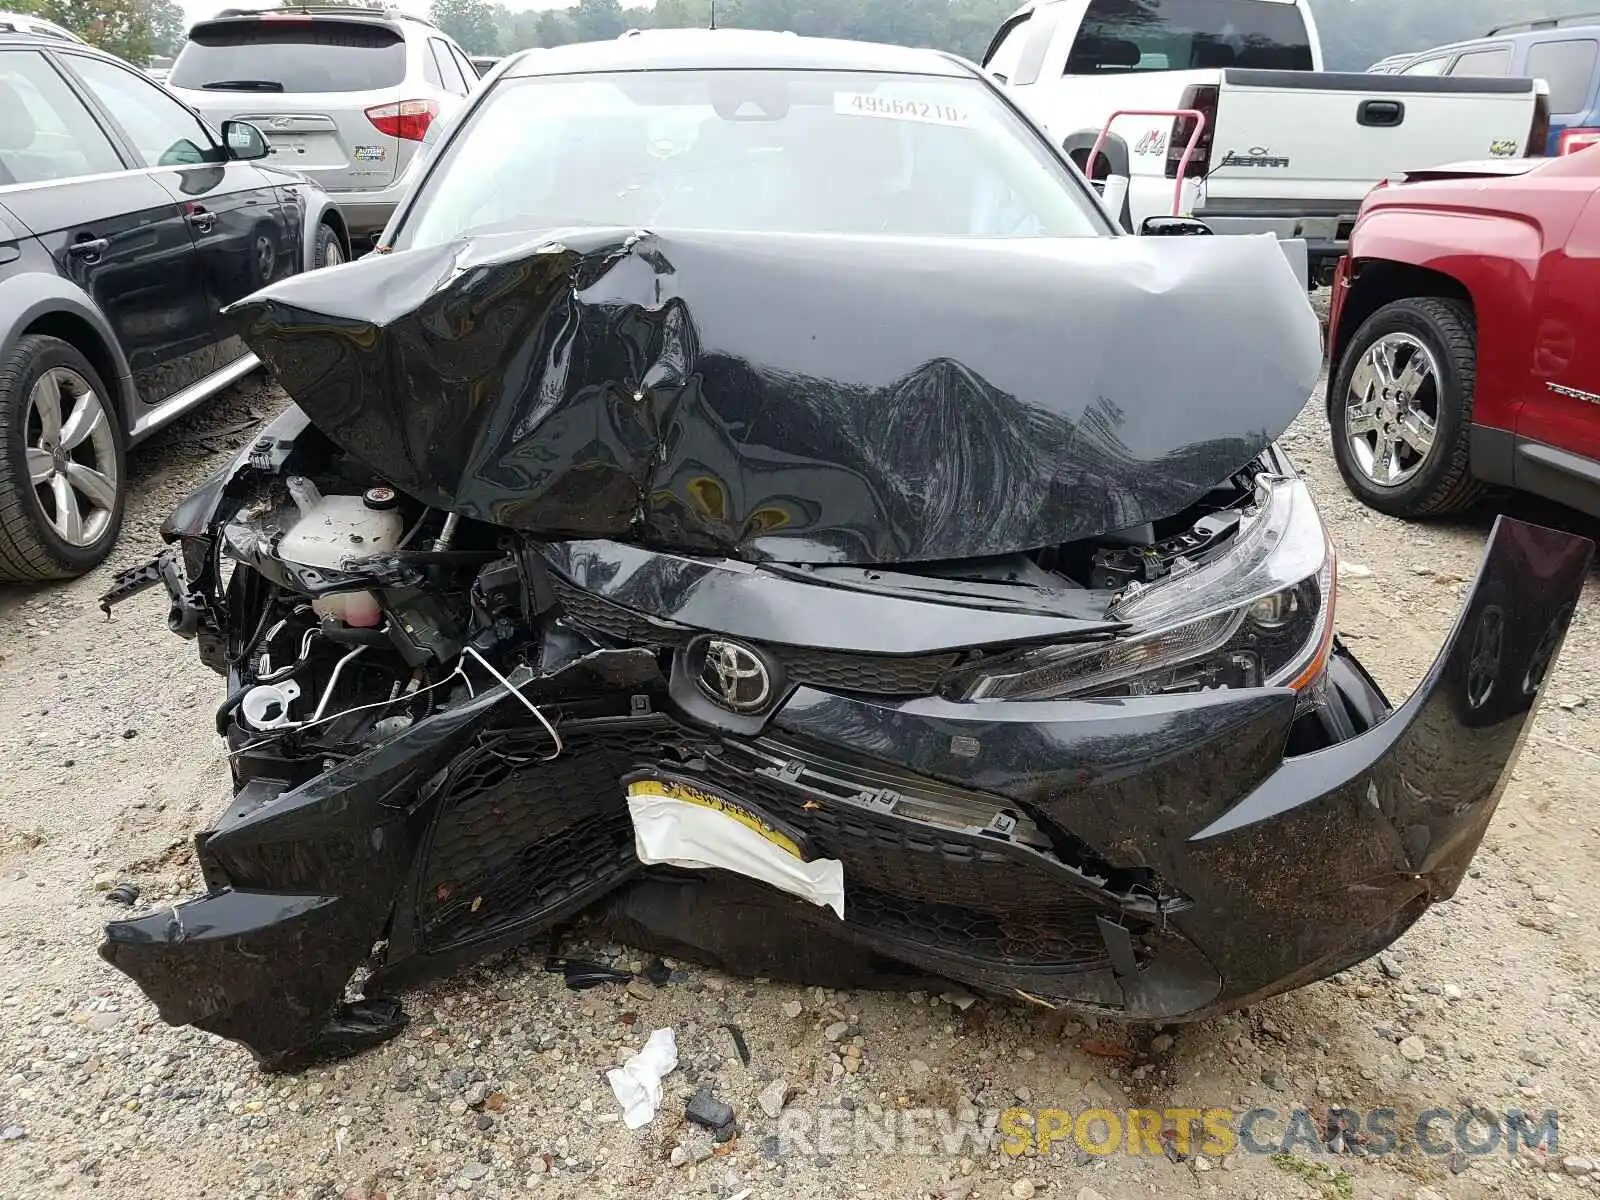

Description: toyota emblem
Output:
[696,638,772,713]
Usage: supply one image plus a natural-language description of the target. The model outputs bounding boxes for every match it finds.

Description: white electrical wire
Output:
[229,643,563,763]
[227,665,467,759]
[310,645,369,723]
[462,644,564,760]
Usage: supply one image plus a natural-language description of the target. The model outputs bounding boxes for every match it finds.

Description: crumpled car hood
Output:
[228,226,1321,564]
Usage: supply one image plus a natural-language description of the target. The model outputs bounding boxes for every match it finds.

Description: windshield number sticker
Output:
[835,92,971,127]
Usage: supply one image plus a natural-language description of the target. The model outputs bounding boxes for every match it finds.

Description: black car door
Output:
[0,48,216,405]
[58,50,298,369]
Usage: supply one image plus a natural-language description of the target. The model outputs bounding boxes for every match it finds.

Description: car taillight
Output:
[1166,83,1219,180]
[365,99,438,141]
[1527,91,1551,156]
[1559,127,1600,155]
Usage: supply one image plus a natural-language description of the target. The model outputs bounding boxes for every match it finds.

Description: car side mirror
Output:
[221,120,269,162]
[1141,215,1214,237]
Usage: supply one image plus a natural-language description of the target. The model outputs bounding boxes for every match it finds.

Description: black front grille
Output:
[549,576,686,646]
[773,644,958,694]
[416,723,655,950]
[550,575,958,696]
[845,888,1110,967]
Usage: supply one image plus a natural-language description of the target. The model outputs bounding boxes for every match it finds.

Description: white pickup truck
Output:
[985,0,1551,282]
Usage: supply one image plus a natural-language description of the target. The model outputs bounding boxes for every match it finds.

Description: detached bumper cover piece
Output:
[102,517,1590,1067]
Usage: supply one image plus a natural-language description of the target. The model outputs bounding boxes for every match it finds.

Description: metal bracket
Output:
[855,788,899,814]
[982,811,1019,839]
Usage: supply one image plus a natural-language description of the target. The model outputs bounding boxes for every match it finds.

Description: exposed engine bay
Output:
[97,227,1593,1071]
[183,420,1345,756]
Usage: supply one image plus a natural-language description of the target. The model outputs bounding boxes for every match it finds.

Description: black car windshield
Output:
[395,68,1110,247]
[1069,0,1314,72]
[169,20,407,92]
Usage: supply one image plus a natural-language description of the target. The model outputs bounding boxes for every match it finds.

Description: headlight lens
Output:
[960,476,1336,702]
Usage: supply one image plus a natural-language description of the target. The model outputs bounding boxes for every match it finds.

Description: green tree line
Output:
[8,0,185,62]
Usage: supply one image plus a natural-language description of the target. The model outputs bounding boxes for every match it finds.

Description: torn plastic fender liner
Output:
[225,226,1321,564]
[160,407,314,550]
[100,648,664,1071]
[99,688,498,1068]
[769,517,1592,1017]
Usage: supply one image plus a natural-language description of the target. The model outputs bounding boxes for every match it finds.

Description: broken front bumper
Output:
[102,518,1591,1069]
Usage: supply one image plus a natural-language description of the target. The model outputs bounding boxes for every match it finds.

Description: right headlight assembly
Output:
[957,476,1337,703]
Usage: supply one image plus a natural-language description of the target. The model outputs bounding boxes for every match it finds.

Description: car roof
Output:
[0,28,112,55]
[501,29,973,79]
[0,10,86,43]
[1408,22,1600,61]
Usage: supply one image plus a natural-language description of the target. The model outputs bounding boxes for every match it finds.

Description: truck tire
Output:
[0,334,127,583]
[1329,296,1485,518]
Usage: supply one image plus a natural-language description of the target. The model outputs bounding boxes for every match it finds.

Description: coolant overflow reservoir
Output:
[277,476,404,628]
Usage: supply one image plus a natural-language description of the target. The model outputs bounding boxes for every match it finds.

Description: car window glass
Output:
[65,52,216,167]
[0,49,124,184]
[1068,0,1313,73]
[168,20,406,92]
[430,39,467,94]
[984,14,1031,80]
[449,45,478,89]
[1526,38,1599,113]
[1448,48,1511,76]
[1401,56,1449,76]
[399,69,1109,248]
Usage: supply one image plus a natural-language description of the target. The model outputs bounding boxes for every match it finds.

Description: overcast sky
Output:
[179,0,652,28]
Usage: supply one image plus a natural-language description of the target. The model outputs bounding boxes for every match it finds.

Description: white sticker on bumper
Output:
[626,782,845,920]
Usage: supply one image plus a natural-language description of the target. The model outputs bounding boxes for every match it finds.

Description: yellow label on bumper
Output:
[626,779,804,860]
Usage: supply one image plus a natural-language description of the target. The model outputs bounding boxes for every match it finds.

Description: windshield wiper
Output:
[200,79,284,91]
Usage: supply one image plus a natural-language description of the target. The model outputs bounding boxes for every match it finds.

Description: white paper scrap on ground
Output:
[627,789,847,919]
[607,1027,678,1129]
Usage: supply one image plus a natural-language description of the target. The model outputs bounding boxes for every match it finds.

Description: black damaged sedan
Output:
[100,30,1593,1071]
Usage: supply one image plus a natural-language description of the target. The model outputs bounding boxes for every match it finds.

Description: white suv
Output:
[168,5,475,242]
[0,10,85,42]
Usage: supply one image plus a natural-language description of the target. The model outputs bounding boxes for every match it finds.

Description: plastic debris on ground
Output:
[607,1027,678,1129]
[545,956,632,990]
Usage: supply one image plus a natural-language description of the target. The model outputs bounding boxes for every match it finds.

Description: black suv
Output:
[0,32,349,583]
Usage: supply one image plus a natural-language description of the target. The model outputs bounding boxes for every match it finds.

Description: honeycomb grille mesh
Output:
[550,575,958,695]
[550,576,681,645]
[774,644,958,694]
[844,888,1109,967]
[417,727,644,950]
[697,750,1112,969]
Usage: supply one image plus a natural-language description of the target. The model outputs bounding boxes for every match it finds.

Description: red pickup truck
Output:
[1326,150,1600,520]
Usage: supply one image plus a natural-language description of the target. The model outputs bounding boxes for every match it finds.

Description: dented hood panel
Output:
[228,227,1321,564]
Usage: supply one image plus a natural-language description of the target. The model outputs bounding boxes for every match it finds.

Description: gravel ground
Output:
[2,358,1599,1200]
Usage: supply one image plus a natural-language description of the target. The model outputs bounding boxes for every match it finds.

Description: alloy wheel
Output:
[1344,332,1441,488]
[25,366,119,547]
[254,235,276,282]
